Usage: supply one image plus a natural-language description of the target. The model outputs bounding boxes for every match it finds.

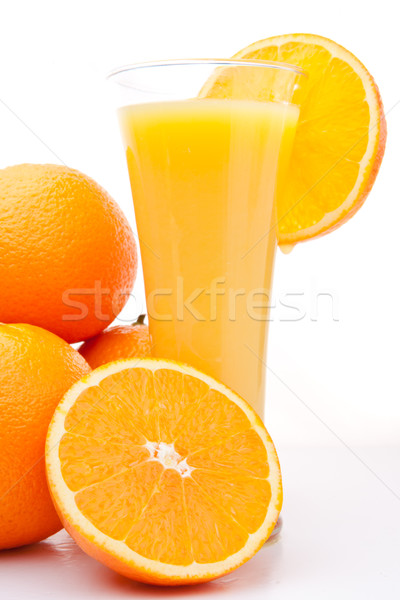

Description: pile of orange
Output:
[0,33,386,587]
[0,164,137,549]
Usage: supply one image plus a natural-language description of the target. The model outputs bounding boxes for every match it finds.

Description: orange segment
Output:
[202,34,386,245]
[64,386,146,445]
[174,389,252,455]
[191,469,270,533]
[154,369,209,443]
[59,434,150,491]
[188,428,269,477]
[99,368,159,441]
[125,469,192,565]
[184,476,248,563]
[46,358,282,586]
[76,461,163,541]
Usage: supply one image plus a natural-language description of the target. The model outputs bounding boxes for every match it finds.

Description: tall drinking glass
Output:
[109,60,304,419]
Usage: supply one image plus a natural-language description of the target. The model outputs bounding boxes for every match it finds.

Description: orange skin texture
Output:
[0,164,137,343]
[0,323,90,550]
[79,321,151,369]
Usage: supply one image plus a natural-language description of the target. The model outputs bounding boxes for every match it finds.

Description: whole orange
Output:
[79,315,151,369]
[0,164,137,343]
[0,323,91,550]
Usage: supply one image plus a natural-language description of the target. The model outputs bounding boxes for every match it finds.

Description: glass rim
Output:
[107,58,306,81]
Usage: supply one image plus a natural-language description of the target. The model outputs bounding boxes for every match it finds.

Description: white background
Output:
[0,0,399,597]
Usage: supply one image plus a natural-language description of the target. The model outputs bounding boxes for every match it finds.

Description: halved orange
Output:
[202,34,387,247]
[46,358,282,586]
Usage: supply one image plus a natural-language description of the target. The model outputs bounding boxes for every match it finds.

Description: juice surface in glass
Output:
[119,98,299,417]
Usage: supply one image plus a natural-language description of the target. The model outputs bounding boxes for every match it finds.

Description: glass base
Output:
[266,515,282,545]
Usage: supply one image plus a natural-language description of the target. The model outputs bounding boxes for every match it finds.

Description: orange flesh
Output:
[59,368,271,565]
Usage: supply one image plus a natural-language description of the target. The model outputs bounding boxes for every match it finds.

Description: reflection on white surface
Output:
[1,446,399,599]
[0,530,283,599]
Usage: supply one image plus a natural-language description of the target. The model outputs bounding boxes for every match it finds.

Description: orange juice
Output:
[119,98,299,416]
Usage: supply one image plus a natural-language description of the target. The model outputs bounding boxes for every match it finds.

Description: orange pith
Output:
[202,34,386,245]
[46,358,282,586]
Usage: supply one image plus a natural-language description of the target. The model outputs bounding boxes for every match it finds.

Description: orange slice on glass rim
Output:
[46,358,282,586]
[202,33,387,247]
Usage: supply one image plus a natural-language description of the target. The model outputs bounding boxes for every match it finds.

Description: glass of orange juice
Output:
[109,59,304,419]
